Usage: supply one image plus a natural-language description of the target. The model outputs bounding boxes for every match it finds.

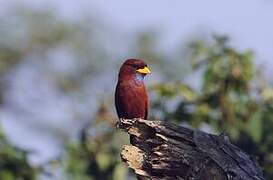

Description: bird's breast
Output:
[115,80,148,119]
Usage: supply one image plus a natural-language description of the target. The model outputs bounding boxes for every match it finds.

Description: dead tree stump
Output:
[118,118,264,180]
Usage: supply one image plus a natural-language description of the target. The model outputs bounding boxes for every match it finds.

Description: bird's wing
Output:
[144,97,148,119]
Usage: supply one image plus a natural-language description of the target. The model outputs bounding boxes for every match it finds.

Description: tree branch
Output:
[118,118,264,180]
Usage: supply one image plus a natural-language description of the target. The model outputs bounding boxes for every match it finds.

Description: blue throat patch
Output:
[135,74,144,82]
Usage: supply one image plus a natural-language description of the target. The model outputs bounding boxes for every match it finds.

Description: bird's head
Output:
[118,59,151,82]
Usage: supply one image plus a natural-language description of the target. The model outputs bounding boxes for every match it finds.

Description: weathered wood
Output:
[118,118,264,180]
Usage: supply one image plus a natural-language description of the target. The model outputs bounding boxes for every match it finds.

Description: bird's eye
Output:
[137,65,146,69]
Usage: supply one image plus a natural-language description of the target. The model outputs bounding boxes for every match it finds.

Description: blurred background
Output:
[0,0,273,179]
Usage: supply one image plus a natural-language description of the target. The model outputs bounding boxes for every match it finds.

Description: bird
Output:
[115,59,151,120]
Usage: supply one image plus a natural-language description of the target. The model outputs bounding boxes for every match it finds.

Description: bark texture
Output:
[118,118,264,180]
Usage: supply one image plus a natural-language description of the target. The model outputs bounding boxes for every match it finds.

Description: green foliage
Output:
[152,35,273,179]
[64,104,129,180]
[0,6,124,180]
[0,127,36,180]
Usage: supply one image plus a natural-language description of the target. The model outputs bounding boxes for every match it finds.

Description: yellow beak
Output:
[136,66,151,74]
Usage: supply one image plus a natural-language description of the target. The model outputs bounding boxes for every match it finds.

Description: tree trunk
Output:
[118,118,264,180]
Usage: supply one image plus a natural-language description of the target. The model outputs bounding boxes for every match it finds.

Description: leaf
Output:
[113,164,127,180]
[96,152,112,171]
[246,112,262,143]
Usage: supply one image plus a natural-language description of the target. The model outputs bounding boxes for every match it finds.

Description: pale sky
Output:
[14,0,273,69]
[89,0,273,69]
[17,0,273,75]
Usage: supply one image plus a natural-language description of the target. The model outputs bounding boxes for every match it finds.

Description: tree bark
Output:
[118,118,264,180]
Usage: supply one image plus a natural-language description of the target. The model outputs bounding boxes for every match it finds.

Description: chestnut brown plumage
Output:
[115,59,151,120]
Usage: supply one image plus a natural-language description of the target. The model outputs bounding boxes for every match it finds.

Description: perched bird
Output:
[115,59,151,120]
